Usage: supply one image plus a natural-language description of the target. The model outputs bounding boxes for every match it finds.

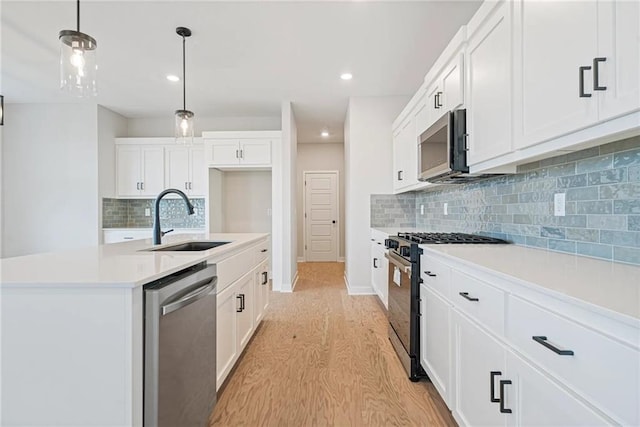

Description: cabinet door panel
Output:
[506,350,613,426]
[392,128,404,192]
[209,140,240,166]
[189,146,206,196]
[116,147,141,197]
[421,284,452,407]
[442,53,464,111]
[216,283,238,390]
[453,310,506,427]
[236,272,254,352]
[141,147,164,196]
[597,0,640,120]
[240,140,271,165]
[165,146,190,192]
[467,1,513,165]
[513,1,598,149]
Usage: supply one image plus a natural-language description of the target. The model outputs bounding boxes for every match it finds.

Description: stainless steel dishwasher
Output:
[144,262,217,427]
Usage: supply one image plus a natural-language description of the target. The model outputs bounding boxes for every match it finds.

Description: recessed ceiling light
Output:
[166,74,180,82]
[340,73,353,81]
[321,130,329,137]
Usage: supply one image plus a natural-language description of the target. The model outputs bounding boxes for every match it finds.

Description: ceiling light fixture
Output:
[166,75,180,82]
[340,73,353,81]
[174,27,194,144]
[321,130,329,137]
[59,0,97,97]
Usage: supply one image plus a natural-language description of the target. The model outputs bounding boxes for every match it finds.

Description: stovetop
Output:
[396,232,509,245]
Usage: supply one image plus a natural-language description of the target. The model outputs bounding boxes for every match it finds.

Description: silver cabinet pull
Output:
[235,149,239,158]
[141,182,144,191]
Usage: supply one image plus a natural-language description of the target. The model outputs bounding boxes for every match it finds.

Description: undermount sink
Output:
[147,241,231,252]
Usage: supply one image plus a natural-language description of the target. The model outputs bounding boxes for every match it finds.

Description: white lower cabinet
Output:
[215,239,270,391]
[370,230,389,308]
[452,309,507,427]
[505,350,612,427]
[420,284,452,406]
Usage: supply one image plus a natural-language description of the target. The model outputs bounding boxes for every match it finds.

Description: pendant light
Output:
[175,27,194,144]
[59,0,97,97]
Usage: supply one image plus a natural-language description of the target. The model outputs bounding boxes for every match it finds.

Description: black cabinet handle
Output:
[532,336,574,356]
[397,170,404,181]
[373,258,379,268]
[499,380,512,413]
[261,249,268,253]
[240,294,245,310]
[235,149,239,158]
[236,295,243,312]
[579,66,592,97]
[459,292,479,302]
[424,271,436,277]
[490,371,502,403]
[437,91,443,108]
[434,93,439,109]
[593,57,607,91]
[262,271,268,285]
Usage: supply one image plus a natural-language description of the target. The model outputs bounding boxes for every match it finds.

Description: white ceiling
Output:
[1,0,482,143]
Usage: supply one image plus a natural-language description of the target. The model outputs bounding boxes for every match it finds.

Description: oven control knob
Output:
[385,239,399,250]
[400,246,411,257]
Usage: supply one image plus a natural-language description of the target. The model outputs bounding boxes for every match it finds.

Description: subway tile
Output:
[557,174,587,188]
[587,215,627,230]
[565,187,599,201]
[613,148,640,168]
[526,236,548,249]
[514,214,533,224]
[517,161,540,172]
[599,183,640,200]
[629,216,640,232]
[587,168,626,185]
[555,215,588,228]
[548,239,576,253]
[540,154,568,167]
[576,242,613,260]
[567,146,601,162]
[613,200,640,214]
[576,154,613,174]
[600,230,640,248]
[628,165,640,182]
[519,192,554,203]
[614,246,640,265]
[576,200,613,214]
[541,227,566,239]
[547,163,576,177]
[566,228,599,243]
[502,194,519,204]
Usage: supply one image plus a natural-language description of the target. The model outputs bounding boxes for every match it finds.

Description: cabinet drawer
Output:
[420,255,451,300]
[507,296,640,426]
[451,270,505,336]
[253,239,269,265]
[216,249,253,293]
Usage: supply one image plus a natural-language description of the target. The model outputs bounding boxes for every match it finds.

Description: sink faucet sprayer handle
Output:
[161,229,175,237]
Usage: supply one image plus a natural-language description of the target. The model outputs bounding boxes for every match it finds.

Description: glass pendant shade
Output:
[175,110,194,144]
[59,30,97,97]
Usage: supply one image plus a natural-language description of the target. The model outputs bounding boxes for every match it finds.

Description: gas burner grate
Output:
[396,232,509,244]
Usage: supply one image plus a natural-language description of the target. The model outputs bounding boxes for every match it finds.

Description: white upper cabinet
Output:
[392,115,418,192]
[597,0,640,121]
[466,0,513,165]
[513,0,640,151]
[203,133,275,168]
[116,145,164,197]
[165,145,206,196]
[512,1,599,150]
[441,52,465,112]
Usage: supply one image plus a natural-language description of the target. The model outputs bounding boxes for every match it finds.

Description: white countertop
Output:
[423,244,640,322]
[0,233,268,288]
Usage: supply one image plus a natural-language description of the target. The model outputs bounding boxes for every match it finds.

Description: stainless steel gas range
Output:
[384,232,509,381]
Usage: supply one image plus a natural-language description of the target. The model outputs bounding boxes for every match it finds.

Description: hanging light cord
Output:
[182,34,186,111]
[76,0,80,32]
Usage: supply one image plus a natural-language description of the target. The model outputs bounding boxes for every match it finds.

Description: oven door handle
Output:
[384,252,412,274]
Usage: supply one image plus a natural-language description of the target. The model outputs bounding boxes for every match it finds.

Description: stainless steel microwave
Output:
[418,109,469,183]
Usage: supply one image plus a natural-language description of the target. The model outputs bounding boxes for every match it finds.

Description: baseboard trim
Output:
[281,271,299,293]
[297,257,305,263]
[343,273,376,295]
[338,257,345,262]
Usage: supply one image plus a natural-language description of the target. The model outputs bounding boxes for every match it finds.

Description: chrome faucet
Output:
[152,188,195,245]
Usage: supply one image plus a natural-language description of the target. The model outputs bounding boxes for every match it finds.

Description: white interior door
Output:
[304,172,338,262]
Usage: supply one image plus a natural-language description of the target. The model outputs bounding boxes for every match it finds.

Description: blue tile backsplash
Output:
[103,198,206,229]
[372,135,640,265]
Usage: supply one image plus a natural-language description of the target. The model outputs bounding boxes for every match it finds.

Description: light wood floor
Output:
[209,262,456,427]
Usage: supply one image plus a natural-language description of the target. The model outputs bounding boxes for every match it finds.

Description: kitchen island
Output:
[0,233,269,426]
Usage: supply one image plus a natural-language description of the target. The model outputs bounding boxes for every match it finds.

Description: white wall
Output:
[1,103,100,257]
[273,101,297,292]
[221,171,272,233]
[296,143,345,260]
[97,106,127,242]
[126,115,281,137]
[344,96,408,294]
